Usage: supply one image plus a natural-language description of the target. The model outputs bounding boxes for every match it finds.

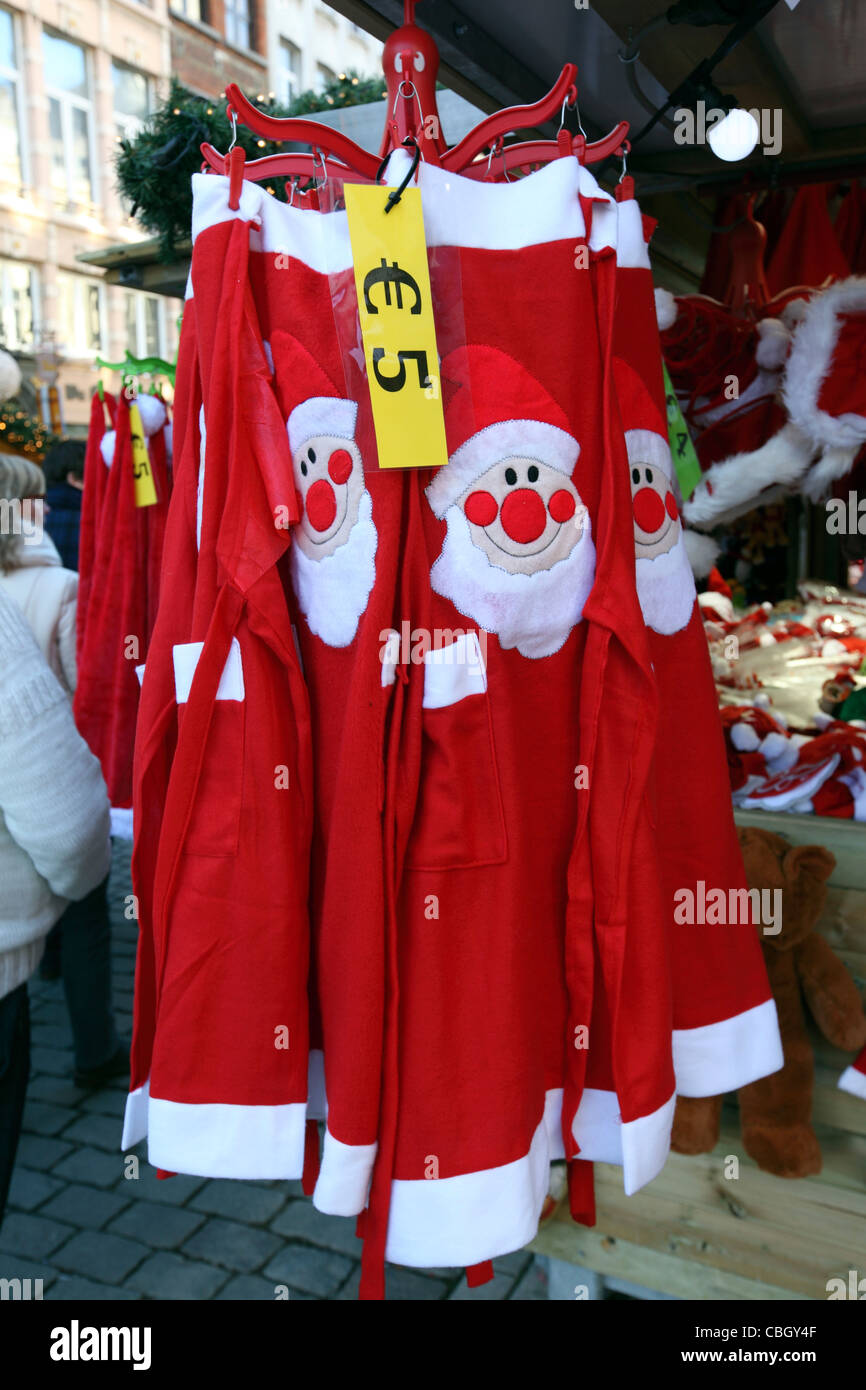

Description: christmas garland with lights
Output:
[116,72,386,260]
[0,400,61,461]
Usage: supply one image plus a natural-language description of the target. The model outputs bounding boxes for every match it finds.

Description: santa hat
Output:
[783,277,866,499]
[839,1044,866,1101]
[614,357,669,464]
[267,330,358,456]
[425,344,578,518]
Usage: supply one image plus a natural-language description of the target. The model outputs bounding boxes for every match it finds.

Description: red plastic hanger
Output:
[460,124,631,181]
[200,1,631,200]
[379,0,447,165]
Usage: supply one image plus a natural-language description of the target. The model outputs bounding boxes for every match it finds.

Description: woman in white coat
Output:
[0,454,125,1095]
[0,586,111,1227]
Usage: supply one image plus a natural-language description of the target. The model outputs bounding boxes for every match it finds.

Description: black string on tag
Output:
[376,137,421,213]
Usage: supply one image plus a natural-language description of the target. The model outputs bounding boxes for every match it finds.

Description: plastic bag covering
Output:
[321,159,469,473]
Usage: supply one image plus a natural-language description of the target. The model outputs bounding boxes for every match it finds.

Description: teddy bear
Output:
[672,825,866,1178]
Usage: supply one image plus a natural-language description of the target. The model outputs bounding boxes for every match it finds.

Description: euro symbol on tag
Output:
[363,258,422,315]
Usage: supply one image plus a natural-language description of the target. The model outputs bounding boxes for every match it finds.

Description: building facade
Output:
[170,0,381,104]
[0,0,178,430]
[0,0,380,432]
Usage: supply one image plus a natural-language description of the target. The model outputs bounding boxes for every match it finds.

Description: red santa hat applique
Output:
[267,331,359,456]
[613,357,697,635]
[426,344,579,519]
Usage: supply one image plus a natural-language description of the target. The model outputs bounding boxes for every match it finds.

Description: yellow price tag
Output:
[129,402,158,507]
[344,184,448,471]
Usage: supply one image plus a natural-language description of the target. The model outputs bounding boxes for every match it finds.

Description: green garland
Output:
[0,399,61,461]
[116,72,386,260]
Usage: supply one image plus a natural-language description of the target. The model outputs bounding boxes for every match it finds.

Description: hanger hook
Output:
[392,79,426,156]
[226,107,238,154]
[312,147,327,192]
[558,90,586,140]
[617,139,631,182]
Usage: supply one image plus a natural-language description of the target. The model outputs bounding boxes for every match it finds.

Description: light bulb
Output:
[708,108,759,162]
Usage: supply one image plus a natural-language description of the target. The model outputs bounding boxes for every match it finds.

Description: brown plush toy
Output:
[672,826,866,1178]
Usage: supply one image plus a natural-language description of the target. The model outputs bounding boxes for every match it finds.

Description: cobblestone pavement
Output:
[0,839,549,1302]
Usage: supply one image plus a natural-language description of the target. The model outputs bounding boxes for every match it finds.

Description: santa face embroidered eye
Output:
[308,448,317,464]
[459,456,587,574]
[300,462,308,476]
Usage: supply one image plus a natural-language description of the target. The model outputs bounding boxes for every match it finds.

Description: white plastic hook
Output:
[227,107,238,153]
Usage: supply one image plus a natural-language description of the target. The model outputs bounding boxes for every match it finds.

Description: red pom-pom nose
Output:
[499,488,547,544]
[328,448,353,485]
[548,489,576,523]
[632,487,666,534]
[305,479,337,532]
[665,490,679,521]
[464,490,498,527]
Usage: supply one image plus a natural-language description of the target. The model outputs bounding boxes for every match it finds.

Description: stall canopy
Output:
[82,0,866,293]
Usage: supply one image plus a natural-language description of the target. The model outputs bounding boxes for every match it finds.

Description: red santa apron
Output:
[611,193,783,1099]
[124,207,313,1179]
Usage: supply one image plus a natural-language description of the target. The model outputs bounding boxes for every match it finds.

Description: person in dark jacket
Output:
[41,438,86,573]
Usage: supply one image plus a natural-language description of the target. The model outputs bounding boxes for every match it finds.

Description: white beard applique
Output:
[290,488,377,647]
[430,503,596,660]
[635,528,697,636]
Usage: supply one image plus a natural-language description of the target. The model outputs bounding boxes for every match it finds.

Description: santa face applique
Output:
[462,455,588,575]
[426,346,596,661]
[292,432,365,561]
[630,452,680,561]
[626,428,696,636]
[286,398,377,649]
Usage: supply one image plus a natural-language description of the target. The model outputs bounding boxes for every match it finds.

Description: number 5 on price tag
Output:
[345,184,449,471]
[128,402,158,507]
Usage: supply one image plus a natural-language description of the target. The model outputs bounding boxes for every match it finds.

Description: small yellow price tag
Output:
[344,184,448,471]
[129,402,158,507]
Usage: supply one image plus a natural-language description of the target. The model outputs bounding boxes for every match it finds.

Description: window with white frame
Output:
[0,258,37,351]
[42,32,94,207]
[0,8,23,190]
[124,289,165,359]
[113,61,151,141]
[277,38,301,106]
[171,0,202,22]
[56,272,103,357]
[224,0,250,50]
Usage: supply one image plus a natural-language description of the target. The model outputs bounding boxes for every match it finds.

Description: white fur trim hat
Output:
[426,419,578,519]
[288,396,358,455]
[625,427,673,479]
[784,276,866,450]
